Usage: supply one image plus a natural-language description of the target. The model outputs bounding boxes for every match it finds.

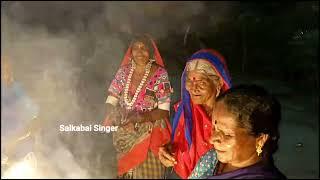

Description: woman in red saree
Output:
[158,49,232,179]
[103,34,173,178]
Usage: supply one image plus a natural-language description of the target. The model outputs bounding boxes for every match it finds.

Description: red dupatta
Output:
[105,35,171,176]
[171,49,232,178]
[120,35,164,67]
[172,103,213,179]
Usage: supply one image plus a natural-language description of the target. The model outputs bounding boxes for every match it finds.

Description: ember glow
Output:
[2,152,39,179]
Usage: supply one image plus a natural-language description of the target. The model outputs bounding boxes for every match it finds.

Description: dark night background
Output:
[1,1,319,178]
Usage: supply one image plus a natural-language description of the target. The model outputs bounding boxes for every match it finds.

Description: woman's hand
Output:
[158,146,177,167]
[125,109,168,124]
[104,104,124,126]
[126,111,142,124]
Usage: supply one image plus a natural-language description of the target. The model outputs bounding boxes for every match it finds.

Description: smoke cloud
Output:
[1,1,238,178]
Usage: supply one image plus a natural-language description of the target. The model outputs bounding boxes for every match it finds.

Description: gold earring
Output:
[256,144,263,156]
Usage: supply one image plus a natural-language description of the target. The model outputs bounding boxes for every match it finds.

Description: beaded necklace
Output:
[123,59,154,110]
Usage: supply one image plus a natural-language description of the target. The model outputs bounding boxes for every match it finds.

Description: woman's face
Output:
[210,101,258,166]
[185,71,218,105]
[131,41,150,66]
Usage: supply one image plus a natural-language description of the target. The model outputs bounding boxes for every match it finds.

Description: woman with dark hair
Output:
[103,34,173,178]
[208,84,286,179]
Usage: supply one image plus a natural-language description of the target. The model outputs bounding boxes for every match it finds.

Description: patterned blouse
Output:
[188,149,218,179]
[107,63,172,112]
[106,63,173,155]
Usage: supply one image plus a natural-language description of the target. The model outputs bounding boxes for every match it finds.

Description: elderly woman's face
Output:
[185,71,218,105]
[210,101,257,165]
[131,41,150,66]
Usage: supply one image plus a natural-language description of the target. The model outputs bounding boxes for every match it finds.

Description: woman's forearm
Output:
[105,103,116,115]
[134,109,169,123]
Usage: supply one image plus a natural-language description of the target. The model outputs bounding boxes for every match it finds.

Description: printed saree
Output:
[104,36,172,178]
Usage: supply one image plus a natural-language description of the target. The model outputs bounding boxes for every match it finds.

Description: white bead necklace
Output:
[123,59,154,110]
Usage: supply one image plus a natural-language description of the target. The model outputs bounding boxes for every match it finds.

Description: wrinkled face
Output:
[131,41,150,66]
[210,101,257,165]
[185,71,218,105]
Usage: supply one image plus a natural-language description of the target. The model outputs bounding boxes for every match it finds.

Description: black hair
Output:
[216,84,281,161]
[130,34,154,58]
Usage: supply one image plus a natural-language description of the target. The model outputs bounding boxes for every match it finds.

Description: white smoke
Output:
[1,1,238,178]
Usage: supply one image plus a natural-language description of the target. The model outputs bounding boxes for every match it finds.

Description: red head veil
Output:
[107,35,170,176]
[120,34,165,67]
